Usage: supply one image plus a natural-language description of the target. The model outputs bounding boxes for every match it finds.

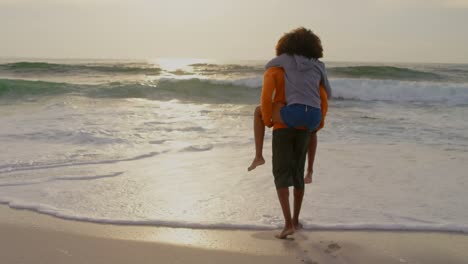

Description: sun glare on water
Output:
[151,58,213,72]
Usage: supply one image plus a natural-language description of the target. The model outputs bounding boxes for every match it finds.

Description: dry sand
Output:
[1,205,468,264]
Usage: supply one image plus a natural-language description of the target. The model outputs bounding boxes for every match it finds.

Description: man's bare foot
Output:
[293,221,303,230]
[248,157,265,171]
[304,170,313,184]
[275,227,295,239]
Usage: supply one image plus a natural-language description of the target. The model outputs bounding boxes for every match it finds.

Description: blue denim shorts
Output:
[280,104,322,132]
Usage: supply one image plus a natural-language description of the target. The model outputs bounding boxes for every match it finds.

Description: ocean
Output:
[1,58,467,232]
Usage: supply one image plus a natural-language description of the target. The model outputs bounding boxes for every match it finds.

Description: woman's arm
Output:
[260,69,276,127]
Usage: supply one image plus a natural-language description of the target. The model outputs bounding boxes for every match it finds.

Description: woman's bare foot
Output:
[304,170,313,184]
[248,157,265,171]
[275,227,295,239]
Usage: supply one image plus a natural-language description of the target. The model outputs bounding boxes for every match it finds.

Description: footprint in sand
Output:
[324,243,341,254]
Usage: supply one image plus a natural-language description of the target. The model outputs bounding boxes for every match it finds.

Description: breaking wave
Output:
[0,62,161,75]
[3,61,468,82]
[328,66,442,81]
[1,77,468,105]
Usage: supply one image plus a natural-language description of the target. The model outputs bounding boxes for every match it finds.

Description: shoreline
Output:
[2,202,468,234]
[2,205,468,263]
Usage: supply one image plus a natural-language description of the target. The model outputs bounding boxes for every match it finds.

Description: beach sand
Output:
[1,205,468,263]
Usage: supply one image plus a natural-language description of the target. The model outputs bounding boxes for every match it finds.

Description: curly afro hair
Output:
[275,27,323,59]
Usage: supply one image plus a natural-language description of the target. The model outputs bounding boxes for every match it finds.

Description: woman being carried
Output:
[248,27,331,185]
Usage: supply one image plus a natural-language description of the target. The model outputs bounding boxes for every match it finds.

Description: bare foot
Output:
[275,227,295,239]
[293,221,303,230]
[248,157,265,171]
[304,170,313,184]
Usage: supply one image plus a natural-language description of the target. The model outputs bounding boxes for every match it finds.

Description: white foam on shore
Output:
[1,139,468,233]
[2,198,468,233]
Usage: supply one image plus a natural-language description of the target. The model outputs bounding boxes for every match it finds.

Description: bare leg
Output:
[248,103,285,171]
[248,106,265,171]
[292,188,304,230]
[305,132,317,184]
[275,188,295,239]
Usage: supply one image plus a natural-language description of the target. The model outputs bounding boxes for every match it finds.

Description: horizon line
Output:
[0,55,467,65]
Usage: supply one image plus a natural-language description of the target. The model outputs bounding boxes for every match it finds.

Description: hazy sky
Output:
[1,0,468,63]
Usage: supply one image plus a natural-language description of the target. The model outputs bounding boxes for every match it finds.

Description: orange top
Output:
[261,67,328,131]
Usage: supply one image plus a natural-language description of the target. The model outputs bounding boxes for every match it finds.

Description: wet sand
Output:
[1,205,468,264]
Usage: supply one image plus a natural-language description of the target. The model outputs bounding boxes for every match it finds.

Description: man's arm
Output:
[322,75,332,99]
[320,64,332,99]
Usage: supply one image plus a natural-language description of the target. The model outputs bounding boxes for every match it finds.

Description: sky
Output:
[1,0,468,63]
